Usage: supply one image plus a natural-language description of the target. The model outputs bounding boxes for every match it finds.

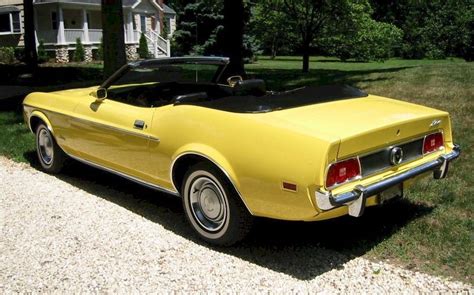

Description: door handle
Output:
[134,120,145,130]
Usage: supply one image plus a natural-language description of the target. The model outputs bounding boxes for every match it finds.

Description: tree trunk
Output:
[271,36,277,59]
[101,0,127,78]
[23,0,37,69]
[222,0,246,80]
[302,39,310,73]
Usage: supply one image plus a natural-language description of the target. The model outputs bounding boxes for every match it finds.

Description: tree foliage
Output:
[249,0,296,58]
[370,0,473,60]
[169,0,259,62]
[169,0,472,64]
[321,2,402,61]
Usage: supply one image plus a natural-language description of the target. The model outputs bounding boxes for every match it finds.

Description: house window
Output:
[140,15,146,32]
[0,11,21,34]
[12,12,20,33]
[51,11,58,30]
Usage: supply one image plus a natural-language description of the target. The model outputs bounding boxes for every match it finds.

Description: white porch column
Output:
[155,13,160,35]
[82,9,90,44]
[33,6,39,49]
[127,10,134,43]
[57,6,66,44]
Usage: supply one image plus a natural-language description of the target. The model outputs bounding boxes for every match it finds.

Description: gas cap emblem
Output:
[389,147,404,165]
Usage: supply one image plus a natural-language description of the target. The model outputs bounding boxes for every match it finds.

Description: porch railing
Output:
[64,29,84,43]
[88,29,102,43]
[36,30,57,44]
[136,30,170,57]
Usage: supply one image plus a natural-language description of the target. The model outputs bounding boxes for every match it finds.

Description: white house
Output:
[0,0,176,63]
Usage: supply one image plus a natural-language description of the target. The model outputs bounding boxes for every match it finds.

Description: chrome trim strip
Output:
[24,104,160,142]
[170,151,253,215]
[66,152,179,196]
[316,144,460,217]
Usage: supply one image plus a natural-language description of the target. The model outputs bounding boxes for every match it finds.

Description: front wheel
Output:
[35,123,66,174]
[182,163,253,246]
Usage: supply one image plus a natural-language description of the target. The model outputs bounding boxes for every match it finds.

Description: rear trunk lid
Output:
[261,95,450,159]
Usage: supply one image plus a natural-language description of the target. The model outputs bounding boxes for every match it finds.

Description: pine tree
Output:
[37,40,48,63]
[138,33,149,59]
[73,38,85,62]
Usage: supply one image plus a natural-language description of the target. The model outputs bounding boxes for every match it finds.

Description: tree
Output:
[279,0,355,72]
[322,2,402,62]
[23,0,37,69]
[171,0,224,56]
[250,0,297,58]
[222,0,245,77]
[101,0,127,78]
[370,0,474,60]
[138,33,149,58]
[37,40,48,63]
[73,38,85,62]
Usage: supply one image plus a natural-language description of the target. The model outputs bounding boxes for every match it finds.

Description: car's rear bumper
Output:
[315,144,461,217]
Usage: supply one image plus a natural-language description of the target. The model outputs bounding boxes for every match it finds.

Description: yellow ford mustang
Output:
[23,57,460,245]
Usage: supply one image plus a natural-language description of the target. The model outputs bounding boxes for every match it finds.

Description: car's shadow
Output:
[24,152,433,280]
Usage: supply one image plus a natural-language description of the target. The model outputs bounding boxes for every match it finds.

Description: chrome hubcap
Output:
[38,129,54,165]
[189,177,227,232]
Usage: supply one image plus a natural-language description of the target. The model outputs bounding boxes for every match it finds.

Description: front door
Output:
[70,96,156,182]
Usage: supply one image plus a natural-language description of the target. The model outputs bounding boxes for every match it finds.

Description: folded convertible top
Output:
[185,84,368,113]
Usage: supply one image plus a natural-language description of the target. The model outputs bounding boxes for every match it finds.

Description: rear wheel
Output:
[182,163,253,246]
[35,123,66,173]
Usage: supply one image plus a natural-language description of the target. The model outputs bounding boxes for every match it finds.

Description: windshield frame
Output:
[100,57,230,89]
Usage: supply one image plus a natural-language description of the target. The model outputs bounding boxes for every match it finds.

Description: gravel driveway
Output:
[1,156,471,293]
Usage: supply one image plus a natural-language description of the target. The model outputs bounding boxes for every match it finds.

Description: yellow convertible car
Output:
[23,57,460,245]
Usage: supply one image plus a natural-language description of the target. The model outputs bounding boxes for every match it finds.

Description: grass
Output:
[0,56,472,282]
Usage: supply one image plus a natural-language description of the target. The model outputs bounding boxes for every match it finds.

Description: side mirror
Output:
[92,87,107,102]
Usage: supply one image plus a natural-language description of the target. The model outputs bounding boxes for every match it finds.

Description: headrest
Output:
[233,79,266,96]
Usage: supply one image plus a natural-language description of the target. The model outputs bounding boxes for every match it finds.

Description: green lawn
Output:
[0,57,472,282]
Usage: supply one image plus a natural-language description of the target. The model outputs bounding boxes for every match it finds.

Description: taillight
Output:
[326,158,361,188]
[423,132,444,154]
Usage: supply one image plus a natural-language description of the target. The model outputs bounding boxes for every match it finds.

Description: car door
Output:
[69,95,158,182]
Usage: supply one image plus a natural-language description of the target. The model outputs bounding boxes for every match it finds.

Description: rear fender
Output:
[171,144,252,214]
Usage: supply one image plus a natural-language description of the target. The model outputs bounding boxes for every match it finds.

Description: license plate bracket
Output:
[379,184,403,204]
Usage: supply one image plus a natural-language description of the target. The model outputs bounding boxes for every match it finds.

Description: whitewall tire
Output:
[182,163,253,246]
[35,123,66,173]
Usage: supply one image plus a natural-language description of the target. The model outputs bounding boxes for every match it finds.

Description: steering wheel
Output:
[227,75,243,87]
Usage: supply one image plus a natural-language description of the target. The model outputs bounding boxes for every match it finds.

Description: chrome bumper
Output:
[316,144,461,217]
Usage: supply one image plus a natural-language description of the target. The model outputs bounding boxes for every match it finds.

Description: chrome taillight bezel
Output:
[422,132,445,155]
[325,157,362,190]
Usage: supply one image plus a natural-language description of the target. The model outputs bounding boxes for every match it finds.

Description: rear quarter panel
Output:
[150,105,340,220]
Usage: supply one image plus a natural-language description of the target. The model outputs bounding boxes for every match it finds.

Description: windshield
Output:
[112,63,223,88]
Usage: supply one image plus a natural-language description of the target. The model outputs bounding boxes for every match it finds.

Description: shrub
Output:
[37,40,48,63]
[73,38,85,62]
[324,16,402,62]
[14,47,25,62]
[138,33,149,59]
[0,47,15,64]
